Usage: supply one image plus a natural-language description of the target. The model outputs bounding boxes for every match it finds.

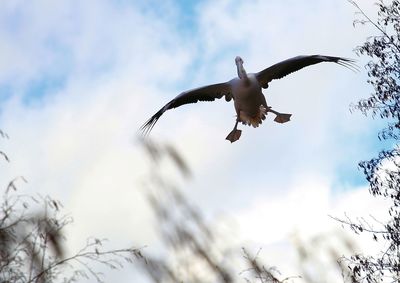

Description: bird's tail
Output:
[240,105,267,128]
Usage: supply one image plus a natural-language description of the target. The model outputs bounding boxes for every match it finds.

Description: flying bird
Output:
[141,55,356,143]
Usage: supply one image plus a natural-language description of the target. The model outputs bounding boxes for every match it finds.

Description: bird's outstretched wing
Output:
[255,55,358,88]
[140,82,232,135]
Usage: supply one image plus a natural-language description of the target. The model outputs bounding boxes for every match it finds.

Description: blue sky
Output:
[0,0,391,282]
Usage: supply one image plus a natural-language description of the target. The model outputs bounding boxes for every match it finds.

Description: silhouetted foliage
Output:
[141,139,296,283]
[240,248,301,283]
[343,1,400,282]
[138,138,236,283]
[138,139,357,283]
[0,182,144,283]
[351,0,400,140]
[0,129,10,162]
[0,135,143,282]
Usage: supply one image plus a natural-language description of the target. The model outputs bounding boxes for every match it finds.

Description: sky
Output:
[0,0,394,282]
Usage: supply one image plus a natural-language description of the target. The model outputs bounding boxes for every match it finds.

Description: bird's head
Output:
[235,56,247,80]
[235,56,244,66]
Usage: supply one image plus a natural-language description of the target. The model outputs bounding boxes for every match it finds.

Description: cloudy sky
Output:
[0,0,392,281]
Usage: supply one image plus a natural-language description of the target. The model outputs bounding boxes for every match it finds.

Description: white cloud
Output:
[228,182,390,282]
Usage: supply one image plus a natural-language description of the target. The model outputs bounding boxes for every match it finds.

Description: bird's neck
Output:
[237,64,248,79]
[237,64,250,84]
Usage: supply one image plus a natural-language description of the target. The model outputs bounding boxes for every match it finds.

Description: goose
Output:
[141,55,356,143]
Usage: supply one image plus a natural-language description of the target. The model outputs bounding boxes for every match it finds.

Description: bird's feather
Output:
[140,82,232,135]
[255,55,358,88]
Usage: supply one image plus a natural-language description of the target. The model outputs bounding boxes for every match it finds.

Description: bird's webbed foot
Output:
[267,108,292,123]
[226,128,242,143]
[273,113,292,123]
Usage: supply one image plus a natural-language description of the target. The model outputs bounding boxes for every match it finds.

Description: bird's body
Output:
[141,55,356,143]
[230,74,267,127]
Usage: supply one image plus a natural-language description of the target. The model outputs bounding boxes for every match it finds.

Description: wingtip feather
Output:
[335,57,360,73]
[140,117,157,137]
[139,109,164,137]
